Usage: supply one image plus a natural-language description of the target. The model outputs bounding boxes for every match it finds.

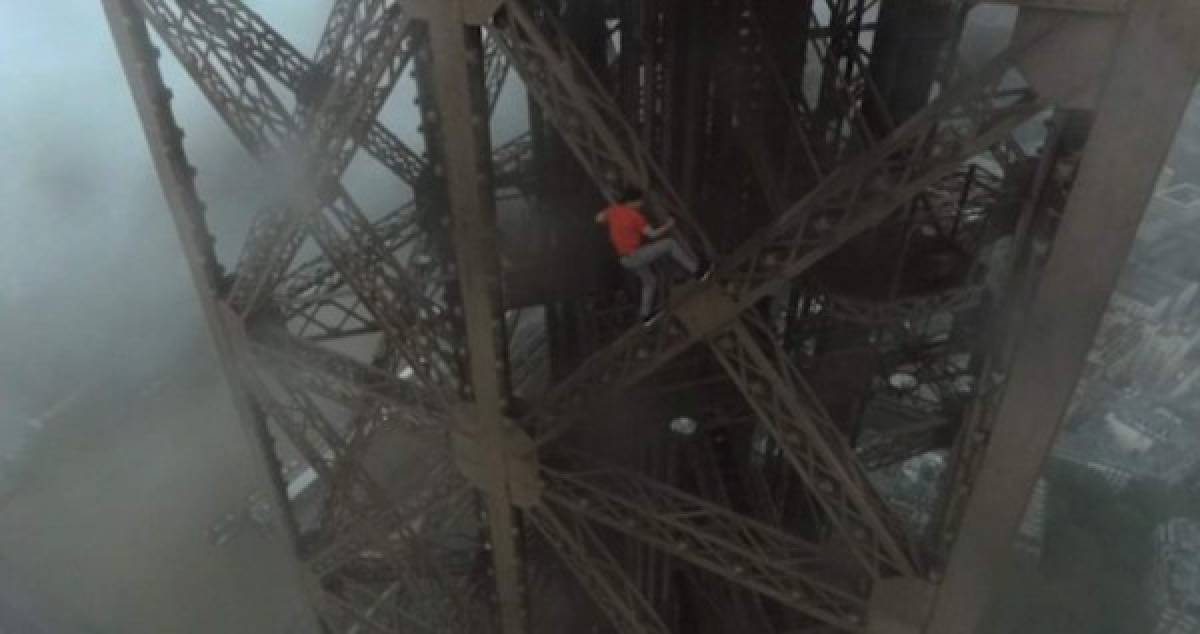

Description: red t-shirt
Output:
[605,204,647,256]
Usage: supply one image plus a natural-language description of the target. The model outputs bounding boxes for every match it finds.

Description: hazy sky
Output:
[0,5,343,632]
[0,7,532,630]
[0,0,548,428]
[0,3,336,414]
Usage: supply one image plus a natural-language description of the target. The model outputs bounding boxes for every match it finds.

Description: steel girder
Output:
[925,109,1078,560]
[516,35,1051,585]
[825,288,986,328]
[925,1,1200,628]
[280,103,525,341]
[247,366,461,568]
[527,504,670,634]
[247,330,446,435]
[277,202,420,340]
[180,0,429,184]
[223,0,417,315]
[483,29,513,117]
[521,36,1048,443]
[413,9,528,632]
[162,0,510,266]
[489,0,713,255]
[229,309,478,631]
[541,459,867,629]
[275,128,531,338]
[254,328,880,631]
[102,1,325,629]
[262,317,873,629]
[736,0,889,200]
[137,0,467,393]
[113,0,892,631]
[631,441,682,628]
[492,131,535,191]
[708,317,921,576]
[681,435,781,633]
[108,0,1121,631]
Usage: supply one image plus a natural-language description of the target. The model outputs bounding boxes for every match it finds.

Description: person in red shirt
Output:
[596,188,711,326]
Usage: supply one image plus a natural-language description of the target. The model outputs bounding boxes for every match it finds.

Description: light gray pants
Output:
[619,238,699,318]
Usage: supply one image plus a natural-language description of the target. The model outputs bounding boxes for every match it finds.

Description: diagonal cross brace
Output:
[139,0,465,393]
[224,0,416,315]
[521,31,1060,578]
[540,460,869,630]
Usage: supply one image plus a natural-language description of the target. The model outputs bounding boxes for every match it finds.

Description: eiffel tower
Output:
[103,0,1200,631]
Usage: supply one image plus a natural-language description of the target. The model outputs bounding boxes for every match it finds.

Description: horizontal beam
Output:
[709,319,921,576]
[528,504,669,634]
[541,461,867,630]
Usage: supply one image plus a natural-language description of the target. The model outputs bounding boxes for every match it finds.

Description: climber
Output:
[595,187,712,326]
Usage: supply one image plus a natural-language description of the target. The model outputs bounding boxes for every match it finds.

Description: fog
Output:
[3,3,1199,634]
[0,3,334,632]
[0,1,527,629]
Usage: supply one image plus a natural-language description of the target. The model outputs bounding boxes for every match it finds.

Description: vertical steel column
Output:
[868,0,958,127]
[922,1,1200,632]
[101,0,323,629]
[414,2,527,633]
[675,0,715,206]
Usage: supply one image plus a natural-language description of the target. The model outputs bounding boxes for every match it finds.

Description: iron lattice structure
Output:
[103,0,1200,632]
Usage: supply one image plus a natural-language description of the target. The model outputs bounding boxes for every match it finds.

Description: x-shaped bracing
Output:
[119,0,1078,631]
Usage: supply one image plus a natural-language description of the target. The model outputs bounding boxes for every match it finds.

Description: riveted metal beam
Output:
[924,0,1200,631]
[413,1,529,631]
[101,0,324,628]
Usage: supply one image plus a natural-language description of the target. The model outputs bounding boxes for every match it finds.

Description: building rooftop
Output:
[1055,391,1200,489]
[1118,262,1198,313]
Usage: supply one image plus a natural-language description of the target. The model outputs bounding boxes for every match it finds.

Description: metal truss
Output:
[493,131,535,191]
[525,29,1047,440]
[276,202,420,340]
[110,0,1122,631]
[179,0,427,184]
[736,0,888,203]
[826,287,986,328]
[223,0,416,315]
[104,2,338,625]
[416,11,531,633]
[711,317,920,576]
[278,128,535,340]
[630,442,681,628]
[542,458,867,630]
[274,134,530,342]
[924,110,1081,560]
[516,35,1052,590]
[681,435,780,633]
[137,0,466,393]
[247,329,446,436]
[114,0,891,630]
[322,580,437,634]
[712,53,1040,309]
[484,28,513,117]
[248,330,449,608]
[489,0,712,254]
[528,502,670,634]
[136,0,435,354]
